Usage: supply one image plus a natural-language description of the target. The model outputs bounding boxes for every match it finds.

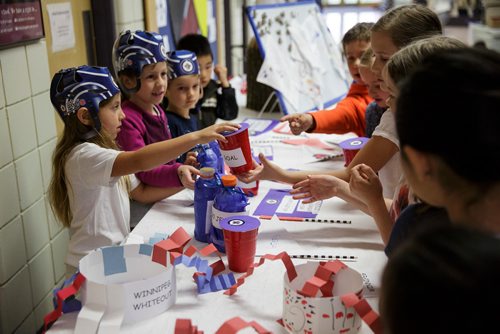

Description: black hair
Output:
[381,224,500,334]
[177,34,213,58]
[342,22,373,50]
[396,47,500,185]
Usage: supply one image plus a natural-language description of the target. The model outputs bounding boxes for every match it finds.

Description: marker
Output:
[276,216,352,224]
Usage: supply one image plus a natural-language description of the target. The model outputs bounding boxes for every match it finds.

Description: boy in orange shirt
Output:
[281,22,373,137]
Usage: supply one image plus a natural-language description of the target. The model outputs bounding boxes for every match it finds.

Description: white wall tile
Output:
[39,139,56,193]
[33,292,53,332]
[15,150,44,210]
[28,245,54,306]
[0,164,20,229]
[0,107,13,168]
[45,196,63,239]
[13,312,35,334]
[0,217,27,284]
[0,266,33,334]
[133,0,144,21]
[26,40,50,96]
[0,66,5,109]
[33,92,57,145]
[7,99,37,159]
[51,229,69,282]
[22,198,50,259]
[116,21,145,35]
[0,47,30,105]
[114,0,134,24]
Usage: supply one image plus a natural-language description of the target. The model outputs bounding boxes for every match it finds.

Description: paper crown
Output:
[166,50,200,80]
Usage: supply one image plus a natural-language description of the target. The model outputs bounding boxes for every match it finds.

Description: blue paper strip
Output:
[139,244,153,256]
[102,246,127,276]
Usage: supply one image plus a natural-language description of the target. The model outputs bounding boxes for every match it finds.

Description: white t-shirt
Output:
[64,143,140,267]
[372,111,401,199]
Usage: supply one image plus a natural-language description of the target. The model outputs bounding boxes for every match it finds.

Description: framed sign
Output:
[0,0,44,48]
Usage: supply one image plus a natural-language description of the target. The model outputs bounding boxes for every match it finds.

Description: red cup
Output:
[237,178,259,197]
[220,215,260,273]
[217,123,253,174]
[339,137,369,167]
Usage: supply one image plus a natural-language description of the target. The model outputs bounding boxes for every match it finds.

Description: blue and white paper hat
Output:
[166,50,200,80]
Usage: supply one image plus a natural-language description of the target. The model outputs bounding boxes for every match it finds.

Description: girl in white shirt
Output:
[48,66,238,275]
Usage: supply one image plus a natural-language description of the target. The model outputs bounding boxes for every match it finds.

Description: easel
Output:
[257,91,283,118]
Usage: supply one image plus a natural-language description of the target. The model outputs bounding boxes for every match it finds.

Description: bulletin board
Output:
[246,1,349,115]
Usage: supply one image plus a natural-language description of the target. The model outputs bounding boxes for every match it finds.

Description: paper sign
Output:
[47,2,75,52]
[253,189,321,218]
[243,118,279,136]
[220,147,246,167]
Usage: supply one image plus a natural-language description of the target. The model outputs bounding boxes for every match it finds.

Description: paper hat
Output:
[166,50,200,80]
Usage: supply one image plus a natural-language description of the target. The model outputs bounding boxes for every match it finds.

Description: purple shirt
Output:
[116,100,182,187]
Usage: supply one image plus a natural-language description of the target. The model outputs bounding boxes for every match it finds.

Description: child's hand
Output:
[195,122,240,144]
[237,154,284,183]
[280,114,314,135]
[184,151,199,167]
[349,164,383,206]
[178,165,199,190]
[290,175,344,204]
[214,64,229,88]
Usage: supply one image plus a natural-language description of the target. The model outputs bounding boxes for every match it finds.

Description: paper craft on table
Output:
[253,188,322,218]
[252,145,273,163]
[281,137,338,151]
[243,118,279,136]
[272,122,293,135]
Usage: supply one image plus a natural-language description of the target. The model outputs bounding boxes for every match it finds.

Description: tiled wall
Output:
[114,0,145,34]
[0,40,69,333]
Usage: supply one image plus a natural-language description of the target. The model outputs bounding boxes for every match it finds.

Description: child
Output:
[358,48,388,137]
[348,36,466,248]
[48,65,239,275]
[280,22,373,137]
[113,30,195,189]
[164,50,202,163]
[241,5,442,199]
[176,33,238,129]
[381,224,500,333]
[395,47,500,234]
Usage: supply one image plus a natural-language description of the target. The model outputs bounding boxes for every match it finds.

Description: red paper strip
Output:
[215,317,271,334]
[224,252,297,296]
[298,260,347,297]
[341,293,383,334]
[174,319,204,334]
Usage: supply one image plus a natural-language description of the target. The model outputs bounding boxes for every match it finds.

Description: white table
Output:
[48,119,387,333]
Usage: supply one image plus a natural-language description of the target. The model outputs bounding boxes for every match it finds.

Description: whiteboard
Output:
[246,1,350,115]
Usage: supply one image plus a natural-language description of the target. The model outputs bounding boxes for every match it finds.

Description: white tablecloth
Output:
[48,118,387,333]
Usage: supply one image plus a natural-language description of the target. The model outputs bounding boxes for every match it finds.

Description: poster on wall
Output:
[0,0,44,48]
[47,2,75,52]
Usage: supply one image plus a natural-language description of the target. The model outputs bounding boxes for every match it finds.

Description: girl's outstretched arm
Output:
[112,122,239,177]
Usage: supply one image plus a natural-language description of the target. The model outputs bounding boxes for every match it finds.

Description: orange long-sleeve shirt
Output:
[309,82,372,137]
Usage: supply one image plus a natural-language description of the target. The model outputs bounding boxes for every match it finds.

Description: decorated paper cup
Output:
[217,123,253,174]
[339,137,369,167]
[221,215,260,273]
[76,244,176,331]
[282,262,364,334]
[237,179,259,197]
